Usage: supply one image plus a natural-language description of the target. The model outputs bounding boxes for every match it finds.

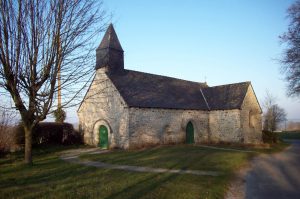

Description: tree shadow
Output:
[105,172,178,199]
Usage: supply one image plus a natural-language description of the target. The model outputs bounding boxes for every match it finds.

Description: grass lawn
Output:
[0,143,288,199]
[80,144,253,172]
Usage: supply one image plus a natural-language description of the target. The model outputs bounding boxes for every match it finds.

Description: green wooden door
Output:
[186,122,194,144]
[99,125,108,149]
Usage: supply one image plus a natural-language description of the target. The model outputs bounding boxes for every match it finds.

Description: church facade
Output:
[77,24,262,149]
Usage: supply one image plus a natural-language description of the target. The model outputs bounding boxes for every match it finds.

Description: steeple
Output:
[95,24,124,72]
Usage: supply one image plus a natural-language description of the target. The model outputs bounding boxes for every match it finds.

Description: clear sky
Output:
[66,0,300,123]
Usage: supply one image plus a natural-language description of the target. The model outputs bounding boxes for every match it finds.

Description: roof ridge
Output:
[206,81,251,89]
[123,69,208,87]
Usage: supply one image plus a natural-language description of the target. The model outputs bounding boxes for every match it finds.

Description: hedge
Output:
[262,130,280,144]
[0,122,82,154]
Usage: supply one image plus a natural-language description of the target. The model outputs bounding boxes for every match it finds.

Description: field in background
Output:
[277,131,300,140]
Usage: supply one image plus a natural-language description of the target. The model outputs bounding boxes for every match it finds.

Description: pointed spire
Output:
[97,24,123,51]
[95,24,124,72]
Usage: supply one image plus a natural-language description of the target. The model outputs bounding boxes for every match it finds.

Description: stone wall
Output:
[240,85,262,143]
[77,68,129,149]
[208,85,262,144]
[78,72,262,149]
[209,110,242,143]
[128,108,209,148]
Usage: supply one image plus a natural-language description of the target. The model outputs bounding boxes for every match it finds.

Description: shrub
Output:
[53,108,66,123]
[0,122,83,154]
[262,130,280,144]
[0,125,12,153]
[0,124,24,153]
[33,122,83,145]
[33,123,63,145]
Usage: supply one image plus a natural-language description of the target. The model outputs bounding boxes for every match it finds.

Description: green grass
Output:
[0,143,288,199]
[276,131,300,140]
[80,144,251,172]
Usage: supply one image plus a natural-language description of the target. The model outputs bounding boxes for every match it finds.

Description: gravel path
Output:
[245,140,300,199]
[226,140,300,199]
[59,148,220,176]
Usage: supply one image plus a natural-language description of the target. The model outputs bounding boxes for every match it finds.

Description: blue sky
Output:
[65,0,300,123]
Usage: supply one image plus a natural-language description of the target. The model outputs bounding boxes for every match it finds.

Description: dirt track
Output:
[245,140,300,199]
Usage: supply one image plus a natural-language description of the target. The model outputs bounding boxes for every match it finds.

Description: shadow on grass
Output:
[0,158,90,188]
[105,173,178,199]
[82,145,244,172]
[0,144,264,199]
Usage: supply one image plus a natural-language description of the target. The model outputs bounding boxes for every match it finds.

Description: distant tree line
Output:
[262,92,287,132]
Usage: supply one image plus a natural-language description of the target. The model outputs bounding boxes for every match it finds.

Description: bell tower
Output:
[95,24,124,73]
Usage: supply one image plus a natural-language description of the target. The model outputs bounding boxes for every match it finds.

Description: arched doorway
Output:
[186,122,194,144]
[99,125,108,149]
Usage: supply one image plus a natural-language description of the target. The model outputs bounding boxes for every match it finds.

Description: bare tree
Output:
[280,0,300,97]
[0,100,18,153]
[262,92,287,132]
[0,0,107,164]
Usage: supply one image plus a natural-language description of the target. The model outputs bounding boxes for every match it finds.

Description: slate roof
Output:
[107,70,251,111]
[202,82,250,110]
[97,24,123,51]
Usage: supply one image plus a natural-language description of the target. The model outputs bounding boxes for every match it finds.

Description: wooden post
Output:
[58,68,61,109]
[57,36,62,109]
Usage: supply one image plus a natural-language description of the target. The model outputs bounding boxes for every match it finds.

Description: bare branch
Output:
[0,0,108,164]
[280,0,300,97]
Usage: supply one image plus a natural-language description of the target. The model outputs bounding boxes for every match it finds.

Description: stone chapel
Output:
[77,24,262,149]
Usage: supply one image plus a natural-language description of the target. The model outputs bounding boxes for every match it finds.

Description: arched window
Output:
[249,110,255,128]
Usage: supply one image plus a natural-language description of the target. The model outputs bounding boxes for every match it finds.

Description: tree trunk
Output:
[24,125,33,165]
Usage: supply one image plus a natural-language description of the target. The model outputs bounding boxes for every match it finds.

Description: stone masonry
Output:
[78,68,262,149]
[78,69,130,149]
